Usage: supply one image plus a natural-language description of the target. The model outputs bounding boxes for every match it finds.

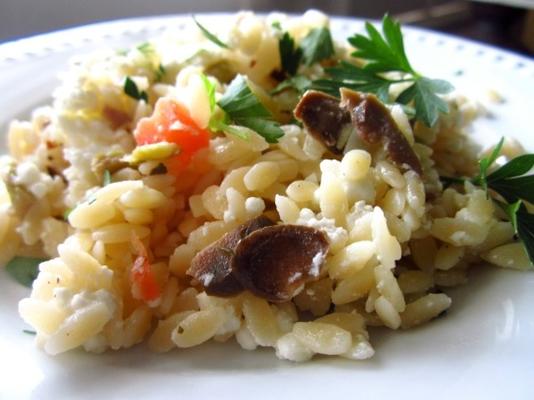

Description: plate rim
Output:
[0,12,532,76]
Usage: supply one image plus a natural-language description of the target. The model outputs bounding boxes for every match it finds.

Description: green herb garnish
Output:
[200,73,217,113]
[271,21,282,31]
[300,27,335,66]
[102,169,112,186]
[6,257,46,288]
[216,75,284,143]
[276,27,333,79]
[155,64,166,82]
[193,15,229,49]
[124,77,148,102]
[23,330,36,335]
[311,15,453,127]
[272,75,312,95]
[441,139,534,264]
[279,32,303,76]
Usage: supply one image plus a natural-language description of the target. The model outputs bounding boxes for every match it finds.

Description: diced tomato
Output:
[134,98,211,176]
[130,236,160,303]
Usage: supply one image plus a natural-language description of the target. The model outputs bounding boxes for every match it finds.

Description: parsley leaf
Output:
[487,154,534,183]
[348,16,414,74]
[311,61,393,101]
[193,15,229,49]
[483,150,534,203]
[6,257,46,288]
[500,199,522,233]
[473,137,505,191]
[272,75,312,95]
[217,75,284,143]
[124,77,148,102]
[271,21,282,31]
[440,138,534,265]
[279,32,303,76]
[300,27,335,66]
[312,15,453,127]
[516,207,534,264]
[399,78,453,127]
[200,73,217,113]
[155,64,166,82]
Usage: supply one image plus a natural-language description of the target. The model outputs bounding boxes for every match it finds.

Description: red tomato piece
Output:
[134,98,210,176]
[130,236,160,303]
[131,255,160,303]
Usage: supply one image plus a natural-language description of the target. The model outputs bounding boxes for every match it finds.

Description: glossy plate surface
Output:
[1,14,533,400]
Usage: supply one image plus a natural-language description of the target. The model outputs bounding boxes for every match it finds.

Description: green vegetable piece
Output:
[349,15,415,74]
[124,77,148,102]
[102,169,112,186]
[129,142,179,163]
[515,207,534,265]
[23,330,36,335]
[217,75,284,143]
[473,137,505,191]
[487,153,534,183]
[193,15,229,49]
[300,27,335,66]
[408,78,453,127]
[6,257,46,288]
[271,21,282,31]
[155,64,166,82]
[279,32,303,76]
[200,73,217,113]
[272,75,312,95]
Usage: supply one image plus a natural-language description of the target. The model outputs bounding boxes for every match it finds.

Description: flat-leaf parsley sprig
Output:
[206,74,285,143]
[311,15,454,127]
[272,25,334,91]
[441,138,534,265]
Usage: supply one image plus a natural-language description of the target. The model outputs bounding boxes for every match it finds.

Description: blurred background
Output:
[0,0,533,55]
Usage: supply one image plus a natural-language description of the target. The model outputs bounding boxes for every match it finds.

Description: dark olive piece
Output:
[186,216,274,296]
[340,88,423,175]
[294,88,422,175]
[232,225,329,303]
[294,90,351,154]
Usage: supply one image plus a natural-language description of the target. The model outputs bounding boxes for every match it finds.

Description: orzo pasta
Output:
[1,11,532,363]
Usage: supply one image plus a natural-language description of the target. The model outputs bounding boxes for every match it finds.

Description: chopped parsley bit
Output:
[6,257,46,288]
[200,73,217,113]
[311,15,453,127]
[440,137,534,265]
[279,32,303,76]
[271,21,282,31]
[102,169,112,186]
[23,330,36,335]
[155,64,166,82]
[193,15,229,49]
[300,27,335,66]
[63,207,73,221]
[124,77,148,102]
[216,75,284,143]
[137,42,155,54]
[272,75,312,95]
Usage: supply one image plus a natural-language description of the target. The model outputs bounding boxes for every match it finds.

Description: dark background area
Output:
[0,0,533,55]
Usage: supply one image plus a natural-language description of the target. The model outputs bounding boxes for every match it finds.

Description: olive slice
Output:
[232,225,329,303]
[294,88,422,175]
[340,88,423,175]
[294,90,352,154]
[187,216,274,296]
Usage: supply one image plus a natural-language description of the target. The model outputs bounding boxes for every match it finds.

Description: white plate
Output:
[1,14,534,400]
